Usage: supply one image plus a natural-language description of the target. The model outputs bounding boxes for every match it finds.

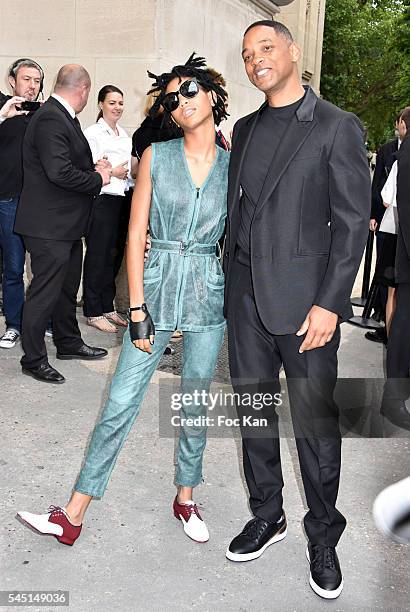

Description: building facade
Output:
[0,0,326,134]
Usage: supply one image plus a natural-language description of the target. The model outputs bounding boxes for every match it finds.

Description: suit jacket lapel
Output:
[255,118,317,214]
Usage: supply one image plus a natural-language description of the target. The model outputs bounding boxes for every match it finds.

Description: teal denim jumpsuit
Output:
[75,139,229,496]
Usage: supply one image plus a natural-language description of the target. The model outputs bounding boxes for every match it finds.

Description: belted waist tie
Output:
[150,239,220,257]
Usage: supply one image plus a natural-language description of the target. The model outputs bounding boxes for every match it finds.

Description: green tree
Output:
[321,0,409,148]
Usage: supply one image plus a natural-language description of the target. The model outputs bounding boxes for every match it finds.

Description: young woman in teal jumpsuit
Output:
[18,55,230,545]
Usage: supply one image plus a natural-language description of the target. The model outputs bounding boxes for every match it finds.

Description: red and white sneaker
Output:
[173,497,209,543]
[17,505,82,546]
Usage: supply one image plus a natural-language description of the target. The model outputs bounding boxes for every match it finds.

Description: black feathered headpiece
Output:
[147,52,228,127]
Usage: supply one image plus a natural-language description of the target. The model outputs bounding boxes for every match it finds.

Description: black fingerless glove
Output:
[128,303,155,342]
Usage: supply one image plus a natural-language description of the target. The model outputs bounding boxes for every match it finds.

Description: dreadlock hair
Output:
[147,52,229,128]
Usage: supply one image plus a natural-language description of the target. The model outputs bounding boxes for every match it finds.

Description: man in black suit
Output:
[382,107,410,430]
[366,112,404,344]
[15,64,112,384]
[223,21,370,599]
[370,115,402,232]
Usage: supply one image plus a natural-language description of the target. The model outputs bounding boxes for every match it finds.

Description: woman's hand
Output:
[144,234,151,262]
[369,218,378,231]
[130,307,155,353]
[112,161,129,180]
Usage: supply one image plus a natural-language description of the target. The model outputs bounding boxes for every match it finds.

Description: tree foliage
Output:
[321,0,410,148]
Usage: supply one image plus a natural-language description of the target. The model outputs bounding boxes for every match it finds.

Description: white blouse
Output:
[83,118,132,196]
[380,161,398,234]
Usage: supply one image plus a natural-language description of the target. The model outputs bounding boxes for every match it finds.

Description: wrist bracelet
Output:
[128,303,147,313]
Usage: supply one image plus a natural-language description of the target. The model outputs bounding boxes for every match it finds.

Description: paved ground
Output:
[0,308,409,612]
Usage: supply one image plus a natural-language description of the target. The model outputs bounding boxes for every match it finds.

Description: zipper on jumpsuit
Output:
[175,187,201,329]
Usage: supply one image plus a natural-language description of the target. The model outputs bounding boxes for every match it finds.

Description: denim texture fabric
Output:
[144,138,229,331]
[0,197,25,331]
[75,326,225,497]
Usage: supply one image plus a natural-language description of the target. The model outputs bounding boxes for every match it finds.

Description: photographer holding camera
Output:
[0,58,44,349]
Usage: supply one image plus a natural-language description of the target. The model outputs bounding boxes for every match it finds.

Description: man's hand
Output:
[370,218,378,231]
[0,96,27,120]
[296,305,338,353]
[95,156,112,172]
[96,166,112,186]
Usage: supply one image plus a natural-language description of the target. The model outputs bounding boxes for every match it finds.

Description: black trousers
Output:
[386,282,410,382]
[227,256,346,547]
[21,237,84,368]
[113,188,132,279]
[83,193,124,317]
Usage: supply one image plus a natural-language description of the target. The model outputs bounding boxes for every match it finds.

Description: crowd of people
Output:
[0,18,409,603]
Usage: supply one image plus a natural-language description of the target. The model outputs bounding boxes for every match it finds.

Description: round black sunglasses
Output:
[162,78,200,113]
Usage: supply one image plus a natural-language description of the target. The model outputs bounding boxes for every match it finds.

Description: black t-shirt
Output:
[236,95,305,255]
[0,96,33,198]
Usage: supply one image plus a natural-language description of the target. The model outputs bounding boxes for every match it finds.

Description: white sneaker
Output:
[0,328,20,349]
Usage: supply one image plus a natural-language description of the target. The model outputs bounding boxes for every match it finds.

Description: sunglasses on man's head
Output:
[162,78,200,113]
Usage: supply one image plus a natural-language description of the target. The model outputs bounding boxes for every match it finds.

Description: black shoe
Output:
[22,363,65,384]
[56,344,108,360]
[307,543,343,599]
[365,328,387,345]
[226,513,287,562]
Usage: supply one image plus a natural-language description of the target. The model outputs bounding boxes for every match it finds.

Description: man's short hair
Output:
[400,107,410,131]
[243,19,293,42]
[8,58,44,93]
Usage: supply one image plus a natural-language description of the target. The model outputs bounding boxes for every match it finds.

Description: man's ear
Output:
[289,41,301,63]
[8,75,16,91]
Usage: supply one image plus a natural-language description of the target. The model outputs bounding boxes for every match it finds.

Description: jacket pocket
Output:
[296,179,331,256]
[206,268,225,290]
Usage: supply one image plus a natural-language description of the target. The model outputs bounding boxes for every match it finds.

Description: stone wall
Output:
[279,0,326,92]
[0,0,325,136]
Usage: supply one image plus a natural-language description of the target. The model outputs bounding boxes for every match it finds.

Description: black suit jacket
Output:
[395,135,410,284]
[223,86,371,335]
[15,97,102,240]
[371,138,399,224]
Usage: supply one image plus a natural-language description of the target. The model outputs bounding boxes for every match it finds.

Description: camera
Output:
[19,100,41,112]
